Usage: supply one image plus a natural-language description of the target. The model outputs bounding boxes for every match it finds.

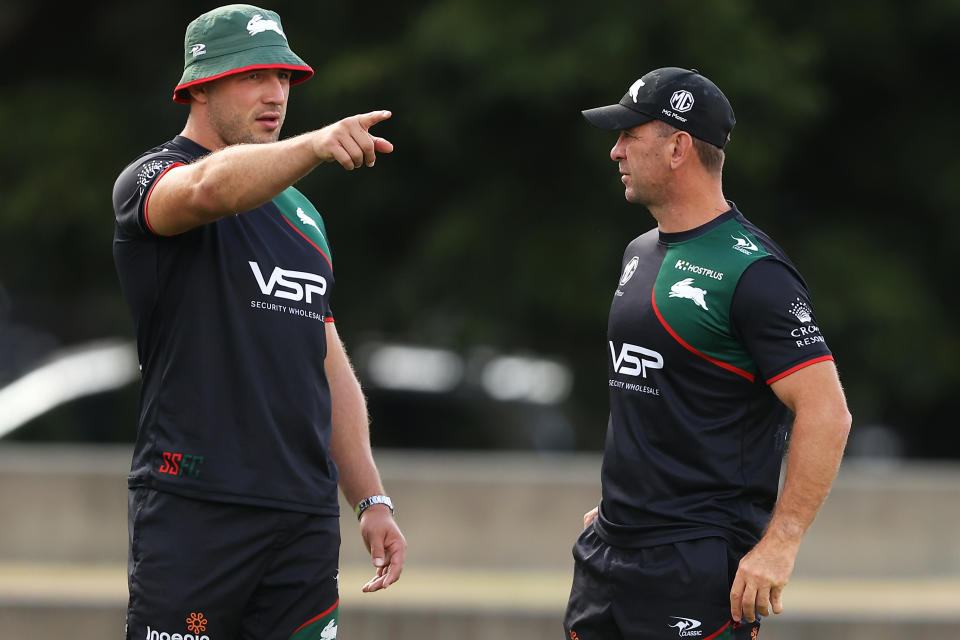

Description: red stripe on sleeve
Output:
[280,215,332,269]
[142,162,185,236]
[767,355,835,385]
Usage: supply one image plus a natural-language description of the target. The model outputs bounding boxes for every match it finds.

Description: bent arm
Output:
[730,359,852,622]
[146,111,393,236]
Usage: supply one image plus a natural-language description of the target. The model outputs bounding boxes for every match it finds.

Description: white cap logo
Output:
[247,14,286,39]
[669,90,695,113]
[628,78,646,103]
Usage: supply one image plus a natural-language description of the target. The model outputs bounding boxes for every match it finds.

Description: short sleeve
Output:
[731,258,834,384]
[112,151,185,238]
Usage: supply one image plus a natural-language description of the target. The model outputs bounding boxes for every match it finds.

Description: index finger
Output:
[382,543,405,587]
[357,110,392,130]
[729,573,745,621]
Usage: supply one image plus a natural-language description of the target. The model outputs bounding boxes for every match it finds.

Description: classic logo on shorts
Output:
[668,616,703,637]
[145,611,209,640]
[619,256,639,286]
[668,278,708,310]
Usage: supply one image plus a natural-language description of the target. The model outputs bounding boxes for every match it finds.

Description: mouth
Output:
[256,112,282,130]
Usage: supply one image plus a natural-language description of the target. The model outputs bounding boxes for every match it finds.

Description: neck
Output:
[180,111,225,151]
[649,177,729,233]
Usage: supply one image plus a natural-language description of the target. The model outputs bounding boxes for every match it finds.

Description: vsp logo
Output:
[249,261,326,304]
[610,341,664,378]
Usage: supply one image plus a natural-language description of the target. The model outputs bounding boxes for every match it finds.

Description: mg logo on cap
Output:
[669,90,695,113]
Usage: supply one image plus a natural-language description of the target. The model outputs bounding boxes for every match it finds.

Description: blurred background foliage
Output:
[1,0,958,456]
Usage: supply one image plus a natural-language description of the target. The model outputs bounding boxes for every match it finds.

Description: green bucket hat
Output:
[173,4,313,103]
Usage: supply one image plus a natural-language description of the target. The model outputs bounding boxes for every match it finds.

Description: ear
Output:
[187,83,210,105]
[668,131,695,170]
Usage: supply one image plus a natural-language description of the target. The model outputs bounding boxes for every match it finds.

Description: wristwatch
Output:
[355,494,394,520]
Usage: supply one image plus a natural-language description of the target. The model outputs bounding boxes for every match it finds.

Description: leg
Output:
[238,511,341,640]
[610,537,761,640]
[126,489,282,640]
[563,525,624,640]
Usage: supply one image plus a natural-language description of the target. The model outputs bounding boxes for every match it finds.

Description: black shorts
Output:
[563,525,761,640]
[126,488,340,640]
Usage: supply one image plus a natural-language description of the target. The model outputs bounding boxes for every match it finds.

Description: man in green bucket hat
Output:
[112,5,404,639]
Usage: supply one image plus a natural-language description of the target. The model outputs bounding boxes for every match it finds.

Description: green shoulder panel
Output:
[653,218,769,378]
[273,187,332,265]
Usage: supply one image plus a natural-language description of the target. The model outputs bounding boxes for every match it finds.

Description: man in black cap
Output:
[563,67,851,639]
[112,5,404,639]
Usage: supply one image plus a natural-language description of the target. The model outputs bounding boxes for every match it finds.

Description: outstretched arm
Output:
[325,322,406,592]
[730,360,851,623]
[146,110,394,236]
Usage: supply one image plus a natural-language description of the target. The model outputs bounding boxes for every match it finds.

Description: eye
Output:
[278,71,291,81]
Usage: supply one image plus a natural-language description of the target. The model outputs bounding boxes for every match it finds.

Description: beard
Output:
[206,102,282,146]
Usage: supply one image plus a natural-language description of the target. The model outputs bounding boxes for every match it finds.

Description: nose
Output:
[610,132,627,162]
[264,72,288,105]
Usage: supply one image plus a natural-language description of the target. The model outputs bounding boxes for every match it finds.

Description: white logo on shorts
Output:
[668,616,703,636]
[320,619,338,639]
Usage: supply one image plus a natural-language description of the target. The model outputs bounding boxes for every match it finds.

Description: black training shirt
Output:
[112,136,339,515]
[597,206,833,551]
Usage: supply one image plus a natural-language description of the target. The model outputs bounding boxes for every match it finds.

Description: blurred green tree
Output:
[1,0,957,456]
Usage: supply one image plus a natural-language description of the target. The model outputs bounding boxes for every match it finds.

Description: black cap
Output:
[582,67,736,149]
